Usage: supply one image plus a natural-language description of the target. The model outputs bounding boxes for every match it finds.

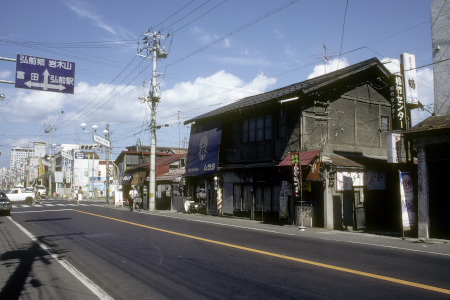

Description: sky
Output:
[0,0,436,169]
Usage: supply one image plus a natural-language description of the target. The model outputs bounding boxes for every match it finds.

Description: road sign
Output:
[61,151,73,161]
[93,134,111,148]
[15,54,75,94]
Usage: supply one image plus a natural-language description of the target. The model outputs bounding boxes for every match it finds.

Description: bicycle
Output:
[128,197,142,212]
[134,198,141,212]
[30,192,42,205]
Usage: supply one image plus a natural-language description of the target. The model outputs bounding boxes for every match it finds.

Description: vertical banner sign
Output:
[401,53,419,106]
[389,74,406,130]
[399,171,416,230]
[290,152,300,198]
[279,180,292,218]
[386,133,402,163]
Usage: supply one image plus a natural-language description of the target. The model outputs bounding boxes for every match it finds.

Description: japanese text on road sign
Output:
[15,54,75,94]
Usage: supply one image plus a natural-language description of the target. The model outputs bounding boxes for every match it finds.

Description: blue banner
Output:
[186,121,222,176]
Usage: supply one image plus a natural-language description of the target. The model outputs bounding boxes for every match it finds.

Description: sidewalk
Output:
[85,197,450,255]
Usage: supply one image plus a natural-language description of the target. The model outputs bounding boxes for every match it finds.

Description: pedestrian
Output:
[128,186,139,211]
[77,187,83,204]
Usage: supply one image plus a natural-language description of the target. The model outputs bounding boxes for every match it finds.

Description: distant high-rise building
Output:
[10,147,34,170]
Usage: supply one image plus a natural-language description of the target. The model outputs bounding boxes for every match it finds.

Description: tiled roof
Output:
[126,153,186,172]
[406,114,450,135]
[185,57,389,124]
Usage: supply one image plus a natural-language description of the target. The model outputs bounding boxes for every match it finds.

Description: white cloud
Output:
[0,70,11,80]
[273,29,285,40]
[66,1,116,35]
[308,57,350,79]
[381,58,401,74]
[160,70,276,121]
[411,67,434,125]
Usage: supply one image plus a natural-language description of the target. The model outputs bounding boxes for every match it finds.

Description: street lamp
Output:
[81,123,98,133]
[80,123,111,204]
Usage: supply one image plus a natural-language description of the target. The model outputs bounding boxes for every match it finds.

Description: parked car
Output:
[35,185,47,198]
[0,191,12,216]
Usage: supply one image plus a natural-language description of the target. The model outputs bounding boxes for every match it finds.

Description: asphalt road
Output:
[2,199,450,299]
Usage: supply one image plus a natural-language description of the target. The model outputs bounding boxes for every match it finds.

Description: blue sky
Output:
[0,0,435,168]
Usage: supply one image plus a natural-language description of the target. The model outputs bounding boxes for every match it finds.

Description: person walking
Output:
[77,187,84,204]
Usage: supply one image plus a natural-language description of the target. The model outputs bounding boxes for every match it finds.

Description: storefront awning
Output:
[122,173,133,185]
[278,150,321,166]
[131,171,146,186]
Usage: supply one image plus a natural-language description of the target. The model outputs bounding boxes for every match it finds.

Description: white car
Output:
[36,185,47,198]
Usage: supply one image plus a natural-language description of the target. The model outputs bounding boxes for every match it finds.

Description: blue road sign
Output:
[15,54,75,94]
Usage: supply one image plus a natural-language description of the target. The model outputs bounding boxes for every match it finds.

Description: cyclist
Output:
[128,186,139,211]
[34,185,42,204]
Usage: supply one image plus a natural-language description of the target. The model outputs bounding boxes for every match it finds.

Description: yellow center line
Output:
[75,210,450,295]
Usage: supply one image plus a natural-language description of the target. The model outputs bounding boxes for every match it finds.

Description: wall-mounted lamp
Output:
[279,97,299,104]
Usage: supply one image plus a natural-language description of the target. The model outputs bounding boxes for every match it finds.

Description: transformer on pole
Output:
[137,29,169,211]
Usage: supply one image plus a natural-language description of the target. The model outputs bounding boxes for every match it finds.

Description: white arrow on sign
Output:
[24,69,66,91]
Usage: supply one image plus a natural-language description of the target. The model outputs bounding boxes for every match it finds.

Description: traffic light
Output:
[80,145,94,150]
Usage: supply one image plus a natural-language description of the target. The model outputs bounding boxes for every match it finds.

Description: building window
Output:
[242,115,272,143]
[381,115,390,131]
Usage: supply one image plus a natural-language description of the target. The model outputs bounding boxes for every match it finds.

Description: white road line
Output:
[12,209,74,214]
[7,216,113,300]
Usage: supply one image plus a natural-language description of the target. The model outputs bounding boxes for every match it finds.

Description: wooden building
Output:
[184,57,400,231]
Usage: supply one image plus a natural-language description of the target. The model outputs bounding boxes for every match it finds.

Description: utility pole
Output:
[45,124,55,197]
[138,29,169,211]
[105,123,111,205]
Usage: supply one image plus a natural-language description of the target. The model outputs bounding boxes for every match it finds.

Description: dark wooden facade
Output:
[185,58,400,231]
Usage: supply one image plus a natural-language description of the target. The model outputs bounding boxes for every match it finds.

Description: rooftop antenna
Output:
[312,43,338,75]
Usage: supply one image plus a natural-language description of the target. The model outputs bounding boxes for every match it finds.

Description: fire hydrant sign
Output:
[15,54,75,94]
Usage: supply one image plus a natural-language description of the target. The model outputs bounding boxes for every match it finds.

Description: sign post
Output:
[15,54,75,94]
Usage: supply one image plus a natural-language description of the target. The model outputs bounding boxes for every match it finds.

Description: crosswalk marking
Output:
[12,203,92,208]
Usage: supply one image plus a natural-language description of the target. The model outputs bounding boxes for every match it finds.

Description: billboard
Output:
[401,53,419,106]
[15,54,75,94]
[186,120,222,176]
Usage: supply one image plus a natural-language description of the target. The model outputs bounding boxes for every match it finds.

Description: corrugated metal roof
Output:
[278,150,321,166]
[185,57,389,124]
[321,153,365,168]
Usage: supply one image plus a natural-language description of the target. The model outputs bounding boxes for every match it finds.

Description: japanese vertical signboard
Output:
[290,152,301,198]
[401,53,419,106]
[399,171,416,230]
[15,54,75,94]
[389,74,406,130]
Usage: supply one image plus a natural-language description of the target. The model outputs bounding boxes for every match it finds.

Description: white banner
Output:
[399,171,416,230]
